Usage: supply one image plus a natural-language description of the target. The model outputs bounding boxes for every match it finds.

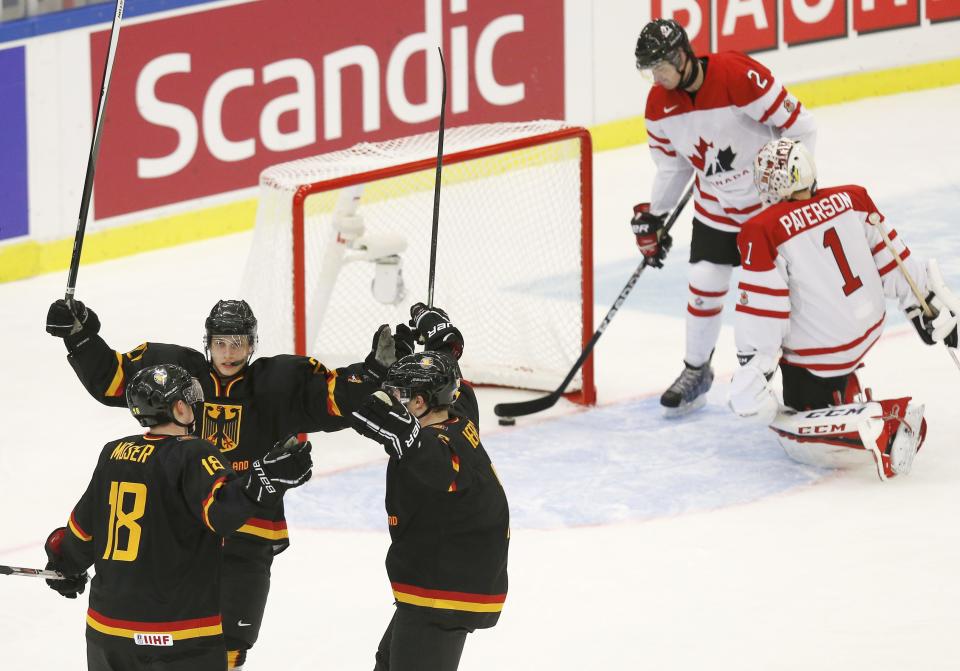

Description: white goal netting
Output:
[241,120,594,399]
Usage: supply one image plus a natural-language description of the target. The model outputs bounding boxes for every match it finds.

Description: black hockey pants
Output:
[87,642,226,671]
[220,537,273,660]
[373,606,473,671]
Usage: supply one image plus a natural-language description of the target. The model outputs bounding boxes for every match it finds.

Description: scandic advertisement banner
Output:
[90,0,564,219]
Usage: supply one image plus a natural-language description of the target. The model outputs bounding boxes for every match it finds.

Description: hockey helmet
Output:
[204,299,258,350]
[635,18,691,70]
[753,138,817,205]
[126,364,204,428]
[382,352,460,409]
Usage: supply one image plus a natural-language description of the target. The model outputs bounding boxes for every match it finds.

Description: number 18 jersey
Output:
[734,184,927,376]
[57,433,256,653]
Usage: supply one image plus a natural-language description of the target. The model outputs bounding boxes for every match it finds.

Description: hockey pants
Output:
[86,641,226,671]
[220,538,273,659]
[374,606,473,671]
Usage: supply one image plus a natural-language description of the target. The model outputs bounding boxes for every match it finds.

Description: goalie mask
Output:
[126,364,204,429]
[382,352,460,412]
[754,138,817,205]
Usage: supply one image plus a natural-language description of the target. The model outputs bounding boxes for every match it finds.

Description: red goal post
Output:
[242,120,595,405]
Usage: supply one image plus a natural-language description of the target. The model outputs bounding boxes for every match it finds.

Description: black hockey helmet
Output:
[635,18,692,70]
[204,299,258,355]
[383,352,460,409]
[126,364,204,428]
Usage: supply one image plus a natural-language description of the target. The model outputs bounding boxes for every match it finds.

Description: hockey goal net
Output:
[241,120,595,404]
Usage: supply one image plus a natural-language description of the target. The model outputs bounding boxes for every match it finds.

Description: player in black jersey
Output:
[349,305,509,671]
[46,298,398,669]
[43,364,312,671]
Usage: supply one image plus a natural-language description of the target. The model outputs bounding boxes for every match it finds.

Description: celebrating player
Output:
[349,305,509,671]
[633,18,817,416]
[43,364,312,671]
[729,138,960,480]
[45,298,398,669]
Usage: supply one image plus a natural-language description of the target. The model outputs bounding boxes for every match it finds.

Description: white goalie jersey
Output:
[734,184,926,377]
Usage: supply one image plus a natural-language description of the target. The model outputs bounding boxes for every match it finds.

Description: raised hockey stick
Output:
[494,182,695,422]
[869,212,960,371]
[64,0,126,304]
[0,564,68,580]
[426,47,447,309]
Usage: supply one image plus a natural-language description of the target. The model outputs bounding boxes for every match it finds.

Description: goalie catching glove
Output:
[409,303,464,359]
[906,259,959,347]
[43,527,89,599]
[631,203,672,269]
[350,390,421,459]
[243,435,313,506]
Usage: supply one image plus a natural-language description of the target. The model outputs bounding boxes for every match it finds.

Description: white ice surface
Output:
[2,86,960,670]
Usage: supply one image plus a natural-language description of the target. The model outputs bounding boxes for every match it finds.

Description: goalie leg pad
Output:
[770,398,923,481]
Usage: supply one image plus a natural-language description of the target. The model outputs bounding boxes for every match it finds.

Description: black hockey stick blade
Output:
[426,47,447,309]
[494,182,695,420]
[65,0,125,303]
[0,564,67,580]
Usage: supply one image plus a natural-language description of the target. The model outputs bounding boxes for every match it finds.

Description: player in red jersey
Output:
[633,18,817,416]
[729,137,960,480]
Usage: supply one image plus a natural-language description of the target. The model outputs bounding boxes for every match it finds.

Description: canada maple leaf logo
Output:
[688,137,737,176]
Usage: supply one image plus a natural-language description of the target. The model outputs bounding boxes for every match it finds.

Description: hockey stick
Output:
[494,182,696,421]
[64,0,126,304]
[869,212,960,371]
[426,47,447,309]
[1,564,68,580]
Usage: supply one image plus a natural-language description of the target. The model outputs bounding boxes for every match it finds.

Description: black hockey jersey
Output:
[385,384,510,629]
[64,335,375,551]
[57,433,260,652]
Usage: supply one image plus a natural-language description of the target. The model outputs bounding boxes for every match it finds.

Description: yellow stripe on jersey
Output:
[236,523,289,541]
[85,615,222,641]
[104,352,125,397]
[326,370,342,417]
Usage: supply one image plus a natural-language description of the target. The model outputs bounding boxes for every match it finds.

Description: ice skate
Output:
[660,358,714,418]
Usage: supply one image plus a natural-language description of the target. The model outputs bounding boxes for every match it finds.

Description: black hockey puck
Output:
[498,417,516,426]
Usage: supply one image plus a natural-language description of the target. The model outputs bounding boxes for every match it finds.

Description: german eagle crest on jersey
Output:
[203,403,242,452]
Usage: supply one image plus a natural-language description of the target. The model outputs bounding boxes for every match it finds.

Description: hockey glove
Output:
[630,205,673,269]
[350,390,421,459]
[394,323,417,359]
[906,294,959,348]
[364,324,398,382]
[46,299,100,342]
[728,354,780,424]
[409,303,464,359]
[243,436,313,506]
[43,527,89,599]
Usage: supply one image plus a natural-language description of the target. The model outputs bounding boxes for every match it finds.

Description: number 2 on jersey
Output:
[103,481,147,561]
[822,227,863,296]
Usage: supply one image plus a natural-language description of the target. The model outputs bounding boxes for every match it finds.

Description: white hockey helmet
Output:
[753,138,816,205]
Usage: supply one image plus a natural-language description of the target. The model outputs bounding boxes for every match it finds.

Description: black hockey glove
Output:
[907,293,959,348]
[350,390,421,459]
[409,303,464,359]
[243,436,313,506]
[394,323,417,360]
[630,205,673,269]
[43,527,89,599]
[46,299,100,342]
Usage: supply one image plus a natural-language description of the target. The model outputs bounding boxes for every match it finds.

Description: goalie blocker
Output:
[770,398,926,482]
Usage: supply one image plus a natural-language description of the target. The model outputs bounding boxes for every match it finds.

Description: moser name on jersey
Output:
[780,192,853,236]
[109,441,155,463]
[134,633,174,646]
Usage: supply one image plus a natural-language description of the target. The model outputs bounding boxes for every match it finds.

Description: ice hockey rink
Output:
[2,84,960,670]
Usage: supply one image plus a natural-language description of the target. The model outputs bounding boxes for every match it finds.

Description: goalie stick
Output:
[427,47,447,309]
[869,212,960,371]
[64,0,125,305]
[494,182,695,422]
[1,564,68,580]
